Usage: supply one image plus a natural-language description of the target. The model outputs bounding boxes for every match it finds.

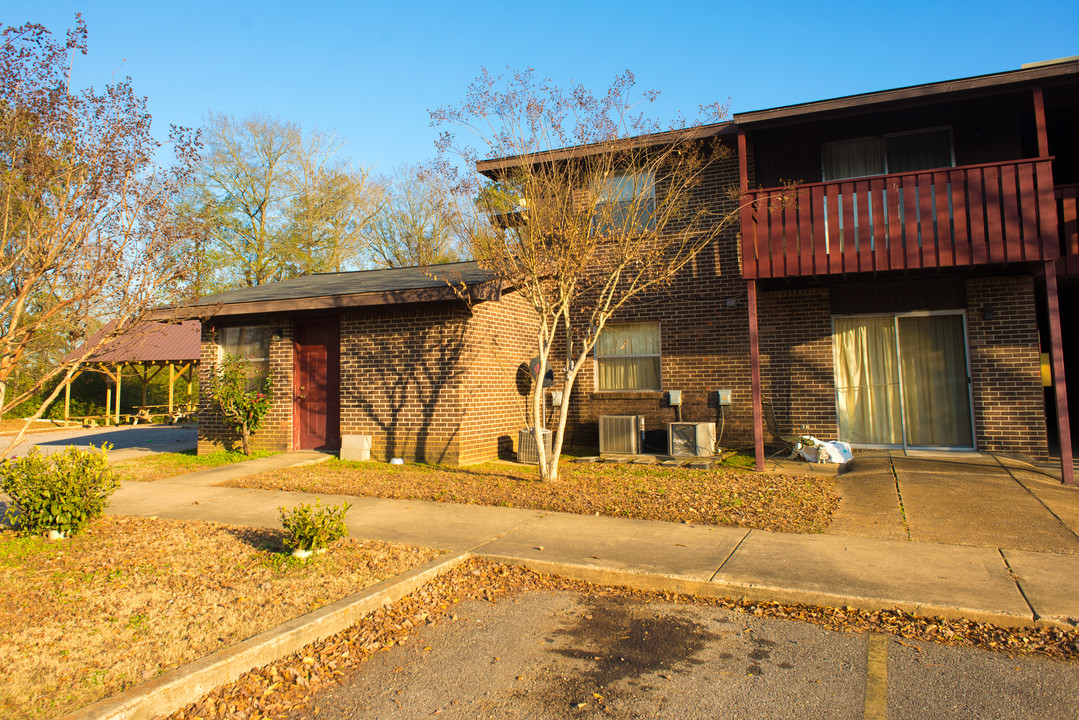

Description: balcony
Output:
[741,158,1060,280]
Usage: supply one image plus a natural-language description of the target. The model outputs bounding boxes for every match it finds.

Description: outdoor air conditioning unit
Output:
[518,428,553,464]
[668,422,717,457]
[599,415,644,455]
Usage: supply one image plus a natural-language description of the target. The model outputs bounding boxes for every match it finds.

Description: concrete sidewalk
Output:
[108,452,1079,630]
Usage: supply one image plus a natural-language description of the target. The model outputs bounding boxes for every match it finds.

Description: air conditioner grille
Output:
[668,422,717,457]
[599,415,642,454]
[518,428,553,464]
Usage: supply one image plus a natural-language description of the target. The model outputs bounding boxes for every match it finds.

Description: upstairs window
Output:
[592,171,656,235]
[823,128,954,181]
[596,322,661,391]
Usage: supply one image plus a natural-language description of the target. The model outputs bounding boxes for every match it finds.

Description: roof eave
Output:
[733,60,1079,127]
[476,122,736,176]
[157,281,503,320]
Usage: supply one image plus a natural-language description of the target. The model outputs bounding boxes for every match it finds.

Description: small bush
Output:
[0,444,119,537]
[279,499,351,553]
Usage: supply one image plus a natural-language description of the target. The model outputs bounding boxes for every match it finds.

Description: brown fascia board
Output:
[733,61,1079,127]
[157,281,504,321]
[475,122,737,176]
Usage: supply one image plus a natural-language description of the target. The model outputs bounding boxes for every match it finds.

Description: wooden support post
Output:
[748,279,764,472]
[139,364,149,408]
[64,378,72,422]
[168,362,175,416]
[105,384,112,427]
[1045,261,1074,484]
[1033,87,1050,158]
[115,363,122,424]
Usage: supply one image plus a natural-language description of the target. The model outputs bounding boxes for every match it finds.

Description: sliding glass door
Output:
[833,312,973,449]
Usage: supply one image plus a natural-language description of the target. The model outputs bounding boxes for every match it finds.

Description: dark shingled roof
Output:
[733,57,1079,127]
[66,320,201,364]
[164,261,499,318]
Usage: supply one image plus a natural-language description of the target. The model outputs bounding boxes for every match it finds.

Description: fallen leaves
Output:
[0,516,437,720]
[225,458,838,534]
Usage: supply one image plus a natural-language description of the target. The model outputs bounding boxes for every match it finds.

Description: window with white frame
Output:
[218,326,273,389]
[592,171,656,235]
[595,322,661,390]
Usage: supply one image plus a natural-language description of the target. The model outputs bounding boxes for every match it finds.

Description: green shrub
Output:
[0,444,119,537]
[279,499,351,553]
[207,353,272,456]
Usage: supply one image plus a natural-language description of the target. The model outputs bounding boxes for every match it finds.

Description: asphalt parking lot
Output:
[305,591,1079,720]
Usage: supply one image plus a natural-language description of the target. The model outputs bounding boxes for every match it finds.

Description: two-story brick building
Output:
[185,58,1078,483]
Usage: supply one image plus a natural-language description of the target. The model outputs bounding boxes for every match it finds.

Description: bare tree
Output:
[431,68,737,481]
[0,16,198,455]
[185,113,382,290]
[362,164,471,268]
[288,163,385,275]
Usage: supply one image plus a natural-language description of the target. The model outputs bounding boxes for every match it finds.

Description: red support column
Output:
[1033,87,1050,158]
[1045,260,1074,485]
[747,279,764,472]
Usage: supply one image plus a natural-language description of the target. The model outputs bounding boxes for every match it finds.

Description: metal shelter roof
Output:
[68,320,201,364]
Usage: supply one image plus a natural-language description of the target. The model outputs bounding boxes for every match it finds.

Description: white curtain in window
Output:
[823,138,885,181]
[220,326,272,390]
[597,322,660,390]
[833,316,903,444]
[898,314,972,447]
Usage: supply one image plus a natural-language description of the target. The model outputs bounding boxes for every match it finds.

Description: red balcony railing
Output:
[741,158,1060,279]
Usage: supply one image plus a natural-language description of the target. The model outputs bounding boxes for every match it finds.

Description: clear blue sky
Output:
[6,1,1078,172]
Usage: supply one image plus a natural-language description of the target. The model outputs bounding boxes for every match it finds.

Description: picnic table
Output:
[132,404,197,425]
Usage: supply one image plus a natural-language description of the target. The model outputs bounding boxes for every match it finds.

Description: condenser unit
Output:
[668,422,717,457]
[518,428,553,465]
[599,415,644,455]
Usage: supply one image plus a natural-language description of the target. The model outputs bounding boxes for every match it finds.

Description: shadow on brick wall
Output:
[345,314,468,464]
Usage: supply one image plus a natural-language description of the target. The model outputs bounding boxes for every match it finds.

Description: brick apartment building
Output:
[183,58,1078,482]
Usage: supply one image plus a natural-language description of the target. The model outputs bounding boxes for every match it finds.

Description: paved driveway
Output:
[828,451,1079,554]
[307,591,1079,720]
[2,424,197,461]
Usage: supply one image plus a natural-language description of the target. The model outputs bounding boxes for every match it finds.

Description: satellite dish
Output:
[529,356,555,388]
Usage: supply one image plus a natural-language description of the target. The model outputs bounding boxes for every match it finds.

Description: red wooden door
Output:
[293,319,341,450]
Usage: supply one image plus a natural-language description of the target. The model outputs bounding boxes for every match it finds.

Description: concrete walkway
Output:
[107,452,1079,630]
[829,451,1079,554]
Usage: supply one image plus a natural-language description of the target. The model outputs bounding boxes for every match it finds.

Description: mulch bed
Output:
[0,517,438,720]
[225,458,838,534]
[168,558,1079,720]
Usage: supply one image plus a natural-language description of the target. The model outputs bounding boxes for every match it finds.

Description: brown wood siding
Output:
[752,94,1031,188]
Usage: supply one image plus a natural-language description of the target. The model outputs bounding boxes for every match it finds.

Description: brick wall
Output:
[338,304,469,465]
[458,292,541,465]
[967,275,1048,460]
[559,146,763,451]
[758,286,837,441]
[198,322,292,454]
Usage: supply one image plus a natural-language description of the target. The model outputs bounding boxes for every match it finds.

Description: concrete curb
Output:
[475,553,1039,629]
[59,551,470,720]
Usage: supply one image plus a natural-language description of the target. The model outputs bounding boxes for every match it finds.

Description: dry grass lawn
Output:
[112,449,278,483]
[0,516,438,720]
[225,458,838,534]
